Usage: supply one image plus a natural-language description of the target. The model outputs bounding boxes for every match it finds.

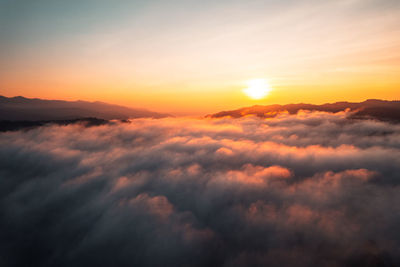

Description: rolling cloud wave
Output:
[1,111,400,266]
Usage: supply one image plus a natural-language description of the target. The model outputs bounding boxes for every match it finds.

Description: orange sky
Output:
[1,0,400,115]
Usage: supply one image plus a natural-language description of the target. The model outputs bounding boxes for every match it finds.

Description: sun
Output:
[243,79,272,100]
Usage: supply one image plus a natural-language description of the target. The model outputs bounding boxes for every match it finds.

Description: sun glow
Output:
[243,79,272,100]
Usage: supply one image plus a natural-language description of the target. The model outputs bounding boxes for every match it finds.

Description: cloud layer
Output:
[1,111,400,266]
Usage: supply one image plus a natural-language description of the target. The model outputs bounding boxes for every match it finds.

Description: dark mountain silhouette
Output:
[0,118,111,132]
[0,95,169,121]
[208,99,400,122]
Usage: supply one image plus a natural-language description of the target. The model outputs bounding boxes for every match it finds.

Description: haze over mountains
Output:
[209,99,400,122]
[0,95,168,121]
[2,96,400,124]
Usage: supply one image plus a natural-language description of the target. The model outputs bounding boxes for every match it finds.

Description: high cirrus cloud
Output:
[1,111,400,267]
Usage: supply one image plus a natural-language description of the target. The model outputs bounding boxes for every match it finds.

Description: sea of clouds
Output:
[1,111,399,266]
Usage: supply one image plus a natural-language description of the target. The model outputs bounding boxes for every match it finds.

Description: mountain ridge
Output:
[208,99,400,122]
[0,95,169,121]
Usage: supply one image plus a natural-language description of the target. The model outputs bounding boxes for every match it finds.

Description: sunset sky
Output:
[1,0,400,115]
[2,2,400,265]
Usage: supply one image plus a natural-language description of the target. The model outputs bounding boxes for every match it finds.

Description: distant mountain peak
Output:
[208,99,400,122]
[0,95,169,121]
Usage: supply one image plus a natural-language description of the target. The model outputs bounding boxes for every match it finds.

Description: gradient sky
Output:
[1,0,400,115]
